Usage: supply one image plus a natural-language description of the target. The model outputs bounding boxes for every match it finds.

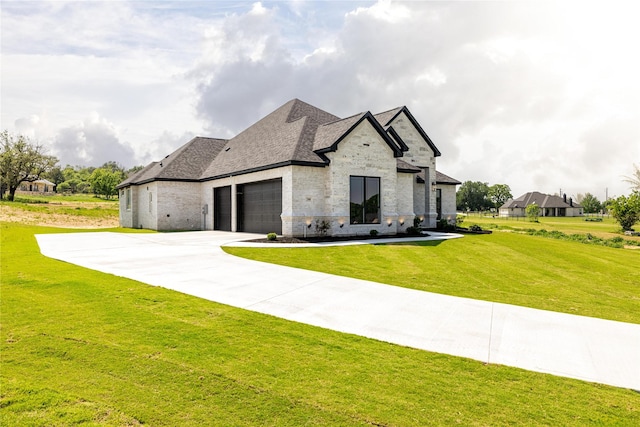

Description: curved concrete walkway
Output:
[36,231,640,390]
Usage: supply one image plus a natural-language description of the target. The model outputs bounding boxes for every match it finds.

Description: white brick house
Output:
[117,99,459,237]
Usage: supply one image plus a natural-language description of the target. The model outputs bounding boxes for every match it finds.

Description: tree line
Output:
[456,165,640,231]
[1,130,142,201]
[456,181,616,215]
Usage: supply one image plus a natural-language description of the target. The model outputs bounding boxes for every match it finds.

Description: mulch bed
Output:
[248,227,493,244]
[247,232,431,244]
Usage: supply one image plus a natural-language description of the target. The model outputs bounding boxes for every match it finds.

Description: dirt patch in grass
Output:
[0,202,118,228]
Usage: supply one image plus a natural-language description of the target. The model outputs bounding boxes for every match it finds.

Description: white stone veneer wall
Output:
[323,120,405,236]
[396,172,416,232]
[119,186,135,228]
[155,181,202,230]
[437,184,458,221]
[386,112,438,228]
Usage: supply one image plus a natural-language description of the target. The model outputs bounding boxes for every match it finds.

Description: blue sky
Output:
[2,0,639,200]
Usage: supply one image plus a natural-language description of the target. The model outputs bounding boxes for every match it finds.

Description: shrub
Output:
[526,203,540,222]
[609,192,640,231]
[469,224,482,232]
[315,219,331,236]
[369,229,379,236]
[405,226,420,235]
[437,218,455,232]
[266,232,277,241]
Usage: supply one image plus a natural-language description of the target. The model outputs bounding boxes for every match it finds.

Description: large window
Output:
[350,176,380,224]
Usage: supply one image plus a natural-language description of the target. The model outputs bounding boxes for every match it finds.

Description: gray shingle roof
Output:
[373,107,404,128]
[416,170,462,184]
[396,159,422,173]
[200,99,339,180]
[501,192,582,209]
[118,99,443,187]
[435,171,462,185]
[117,137,227,187]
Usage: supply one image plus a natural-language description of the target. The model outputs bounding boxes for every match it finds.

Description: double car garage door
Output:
[214,178,282,235]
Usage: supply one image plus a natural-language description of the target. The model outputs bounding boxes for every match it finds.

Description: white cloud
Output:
[1,0,638,199]
[51,113,136,167]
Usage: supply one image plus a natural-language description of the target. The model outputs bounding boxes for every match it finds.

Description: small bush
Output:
[369,229,379,236]
[406,226,420,235]
[469,224,482,232]
[266,232,277,241]
[315,219,331,237]
[437,218,455,232]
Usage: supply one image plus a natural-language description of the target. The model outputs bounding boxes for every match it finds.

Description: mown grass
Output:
[462,214,640,242]
[224,232,640,324]
[2,222,639,425]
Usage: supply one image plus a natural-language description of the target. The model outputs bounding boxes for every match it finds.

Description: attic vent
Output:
[363,143,370,146]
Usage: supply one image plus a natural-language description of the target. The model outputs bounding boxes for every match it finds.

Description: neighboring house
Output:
[499,191,583,217]
[17,179,56,195]
[117,99,460,237]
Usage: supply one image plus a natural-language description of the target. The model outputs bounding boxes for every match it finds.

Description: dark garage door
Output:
[214,186,232,231]
[238,178,282,234]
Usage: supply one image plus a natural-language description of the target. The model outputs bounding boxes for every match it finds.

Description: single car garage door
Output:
[237,178,282,234]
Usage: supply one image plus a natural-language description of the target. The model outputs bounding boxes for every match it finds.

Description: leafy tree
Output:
[580,193,602,214]
[0,130,58,201]
[126,165,145,176]
[488,184,512,210]
[526,202,540,222]
[44,166,65,189]
[60,165,94,194]
[456,181,490,211]
[89,167,125,199]
[623,164,640,191]
[609,192,640,231]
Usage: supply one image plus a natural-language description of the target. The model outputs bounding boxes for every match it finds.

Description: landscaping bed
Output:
[248,231,434,244]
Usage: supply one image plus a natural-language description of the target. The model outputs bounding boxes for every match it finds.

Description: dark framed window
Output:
[350,176,380,224]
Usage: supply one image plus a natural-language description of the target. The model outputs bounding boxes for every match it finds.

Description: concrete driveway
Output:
[36,231,640,390]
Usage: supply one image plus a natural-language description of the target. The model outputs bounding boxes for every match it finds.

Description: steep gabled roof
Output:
[118,99,443,187]
[200,99,338,180]
[373,106,442,157]
[500,192,582,209]
[313,111,404,158]
[117,137,227,188]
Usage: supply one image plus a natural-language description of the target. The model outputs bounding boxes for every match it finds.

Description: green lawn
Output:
[2,223,639,425]
[462,214,640,242]
[224,232,640,324]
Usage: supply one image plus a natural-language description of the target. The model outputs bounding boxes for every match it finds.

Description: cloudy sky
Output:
[2,0,639,199]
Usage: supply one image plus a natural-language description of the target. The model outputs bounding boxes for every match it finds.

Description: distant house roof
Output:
[500,192,582,209]
[118,98,442,188]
